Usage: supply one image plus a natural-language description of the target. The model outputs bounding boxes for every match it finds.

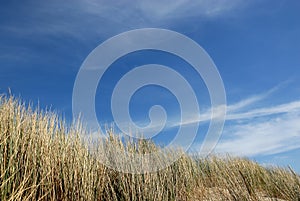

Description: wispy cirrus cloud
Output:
[0,0,247,40]
[225,100,300,121]
[171,82,290,127]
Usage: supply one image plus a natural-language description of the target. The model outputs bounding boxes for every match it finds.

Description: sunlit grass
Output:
[1,95,299,200]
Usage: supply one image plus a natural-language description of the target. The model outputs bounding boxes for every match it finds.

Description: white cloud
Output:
[226,100,300,121]
[215,111,300,156]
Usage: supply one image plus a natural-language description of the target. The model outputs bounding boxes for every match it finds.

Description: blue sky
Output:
[1,0,300,172]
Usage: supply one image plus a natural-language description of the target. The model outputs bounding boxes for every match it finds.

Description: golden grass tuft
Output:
[0,95,299,200]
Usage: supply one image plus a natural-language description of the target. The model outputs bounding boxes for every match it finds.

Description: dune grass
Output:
[0,95,300,200]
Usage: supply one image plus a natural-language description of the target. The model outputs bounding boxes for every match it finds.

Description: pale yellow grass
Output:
[1,95,299,200]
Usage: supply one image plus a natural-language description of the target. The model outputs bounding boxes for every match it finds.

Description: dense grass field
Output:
[1,95,300,200]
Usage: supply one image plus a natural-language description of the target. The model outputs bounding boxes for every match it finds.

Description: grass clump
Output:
[0,95,299,200]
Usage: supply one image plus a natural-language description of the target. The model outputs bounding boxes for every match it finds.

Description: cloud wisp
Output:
[171,83,288,127]
[1,0,246,40]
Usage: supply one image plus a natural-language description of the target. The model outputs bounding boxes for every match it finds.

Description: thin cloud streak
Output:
[174,100,300,129]
[226,101,300,121]
[173,84,291,127]
[226,83,284,112]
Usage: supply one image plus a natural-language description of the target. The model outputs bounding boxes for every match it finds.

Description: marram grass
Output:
[0,95,300,200]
